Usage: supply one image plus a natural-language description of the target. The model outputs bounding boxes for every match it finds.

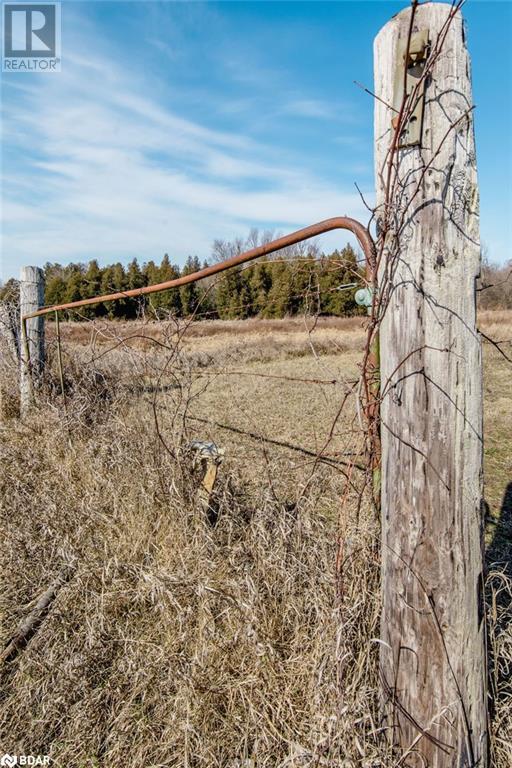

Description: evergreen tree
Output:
[64,266,86,319]
[142,260,159,286]
[318,245,362,316]
[84,260,102,296]
[127,258,144,290]
[215,268,251,319]
[110,263,128,319]
[81,260,104,318]
[249,260,272,315]
[124,258,146,319]
[156,254,182,317]
[45,275,67,308]
[142,260,160,318]
[264,261,294,318]
[99,264,127,319]
[289,254,319,316]
[180,256,201,316]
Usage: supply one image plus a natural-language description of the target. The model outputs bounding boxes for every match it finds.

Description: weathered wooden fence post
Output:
[20,266,45,416]
[374,3,487,766]
[0,303,20,420]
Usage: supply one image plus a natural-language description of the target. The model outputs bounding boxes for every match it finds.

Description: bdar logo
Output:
[1,755,17,767]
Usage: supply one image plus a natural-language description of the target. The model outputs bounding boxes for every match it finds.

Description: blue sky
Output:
[1,0,511,279]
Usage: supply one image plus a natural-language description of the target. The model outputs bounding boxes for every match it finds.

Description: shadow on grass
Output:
[486,481,512,572]
[485,481,512,726]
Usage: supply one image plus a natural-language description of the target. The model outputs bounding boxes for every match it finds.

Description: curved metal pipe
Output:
[22,217,375,320]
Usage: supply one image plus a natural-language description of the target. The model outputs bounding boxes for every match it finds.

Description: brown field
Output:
[1,309,511,767]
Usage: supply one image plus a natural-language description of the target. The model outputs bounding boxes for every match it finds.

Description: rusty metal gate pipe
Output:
[22,217,376,320]
[20,214,380,502]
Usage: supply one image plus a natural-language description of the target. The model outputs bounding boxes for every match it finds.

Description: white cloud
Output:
[282,99,338,120]
[1,19,371,278]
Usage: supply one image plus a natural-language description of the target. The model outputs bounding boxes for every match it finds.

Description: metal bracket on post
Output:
[393,29,429,148]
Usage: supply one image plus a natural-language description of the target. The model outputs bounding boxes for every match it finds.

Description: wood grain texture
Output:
[0,303,19,420]
[374,4,487,766]
[20,266,45,416]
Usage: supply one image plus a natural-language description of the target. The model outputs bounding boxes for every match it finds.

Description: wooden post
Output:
[20,266,45,416]
[0,303,19,361]
[0,302,20,419]
[374,4,487,766]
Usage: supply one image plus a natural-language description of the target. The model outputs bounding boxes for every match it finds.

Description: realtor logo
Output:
[3,3,61,71]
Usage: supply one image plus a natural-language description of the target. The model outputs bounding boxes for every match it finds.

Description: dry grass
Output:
[0,310,511,766]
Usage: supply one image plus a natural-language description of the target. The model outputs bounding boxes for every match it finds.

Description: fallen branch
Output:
[1,563,75,664]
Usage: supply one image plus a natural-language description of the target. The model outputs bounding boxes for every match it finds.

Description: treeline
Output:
[478,259,512,310]
[2,244,510,320]
[1,239,365,320]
